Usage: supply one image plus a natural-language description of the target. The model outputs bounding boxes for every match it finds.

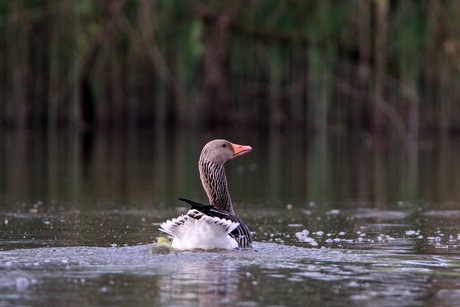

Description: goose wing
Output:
[178,197,252,248]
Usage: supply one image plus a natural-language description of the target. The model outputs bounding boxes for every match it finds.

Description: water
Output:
[3,242,458,306]
[1,129,460,306]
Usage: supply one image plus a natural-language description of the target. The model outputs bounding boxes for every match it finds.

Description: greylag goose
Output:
[159,139,253,249]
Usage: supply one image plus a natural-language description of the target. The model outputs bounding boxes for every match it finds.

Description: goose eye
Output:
[222,143,227,148]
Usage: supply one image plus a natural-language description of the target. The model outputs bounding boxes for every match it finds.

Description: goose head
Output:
[199,139,252,213]
[200,139,252,165]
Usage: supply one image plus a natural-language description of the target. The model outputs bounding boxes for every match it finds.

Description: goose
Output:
[159,139,253,250]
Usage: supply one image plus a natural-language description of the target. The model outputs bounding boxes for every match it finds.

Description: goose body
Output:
[159,139,253,250]
[160,208,239,249]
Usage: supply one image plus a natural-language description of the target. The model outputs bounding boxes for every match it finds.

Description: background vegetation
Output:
[1,0,460,137]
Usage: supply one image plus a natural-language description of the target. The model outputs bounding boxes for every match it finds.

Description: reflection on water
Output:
[2,129,460,306]
[158,259,240,306]
[0,131,460,207]
[2,129,460,206]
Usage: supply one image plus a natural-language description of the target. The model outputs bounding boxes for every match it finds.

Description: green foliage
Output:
[0,0,459,134]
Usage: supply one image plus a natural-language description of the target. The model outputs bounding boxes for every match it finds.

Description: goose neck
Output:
[199,160,234,214]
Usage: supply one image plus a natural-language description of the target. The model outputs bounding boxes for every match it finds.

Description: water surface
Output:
[1,129,460,306]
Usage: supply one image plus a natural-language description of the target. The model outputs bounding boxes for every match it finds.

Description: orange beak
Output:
[231,142,252,158]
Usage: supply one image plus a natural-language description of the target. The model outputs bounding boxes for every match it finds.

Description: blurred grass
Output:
[1,0,460,136]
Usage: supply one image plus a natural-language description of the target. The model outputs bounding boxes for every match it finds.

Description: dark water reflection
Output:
[1,128,460,306]
[3,128,460,206]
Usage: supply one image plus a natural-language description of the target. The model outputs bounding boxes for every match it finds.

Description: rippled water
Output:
[2,240,460,306]
[2,203,460,306]
[2,130,460,306]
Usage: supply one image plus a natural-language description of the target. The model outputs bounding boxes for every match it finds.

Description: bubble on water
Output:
[309,239,318,246]
[347,281,360,288]
[295,229,318,246]
[15,277,30,291]
[99,286,110,293]
[287,276,304,282]
[297,229,309,237]
[375,234,396,242]
[350,294,373,301]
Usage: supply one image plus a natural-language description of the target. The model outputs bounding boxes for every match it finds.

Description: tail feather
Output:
[178,197,213,213]
[177,197,253,248]
[159,209,239,239]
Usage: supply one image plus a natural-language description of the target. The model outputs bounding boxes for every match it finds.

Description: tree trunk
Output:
[374,0,389,135]
[196,2,238,127]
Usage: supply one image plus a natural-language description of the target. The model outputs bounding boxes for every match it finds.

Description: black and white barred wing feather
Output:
[159,209,240,250]
[177,198,253,249]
